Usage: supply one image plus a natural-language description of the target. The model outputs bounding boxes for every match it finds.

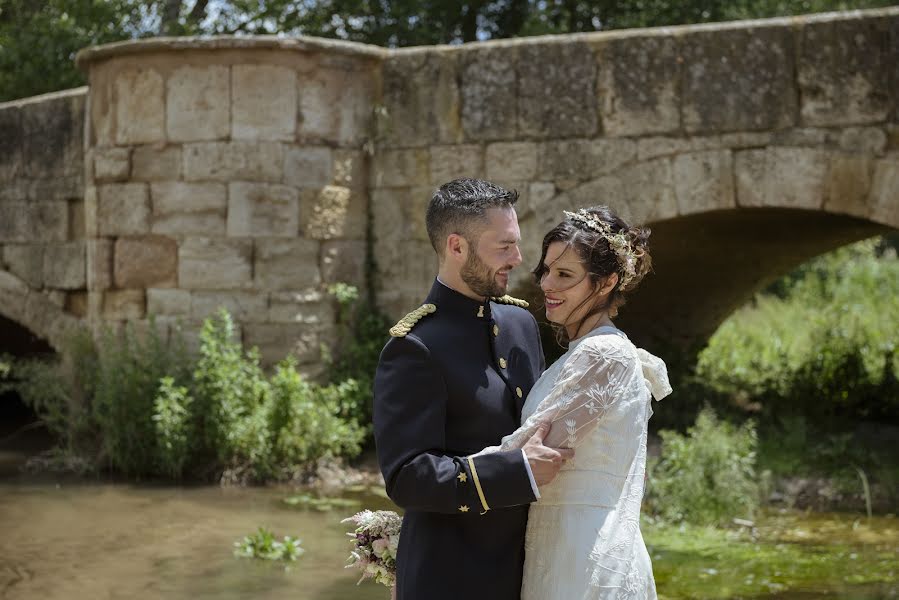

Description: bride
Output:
[476,206,672,599]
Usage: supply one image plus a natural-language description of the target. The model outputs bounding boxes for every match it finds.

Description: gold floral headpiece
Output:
[563,209,637,289]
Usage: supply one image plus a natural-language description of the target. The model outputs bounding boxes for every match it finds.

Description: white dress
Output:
[478,325,672,600]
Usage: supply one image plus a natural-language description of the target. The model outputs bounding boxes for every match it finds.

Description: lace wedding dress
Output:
[477,325,672,599]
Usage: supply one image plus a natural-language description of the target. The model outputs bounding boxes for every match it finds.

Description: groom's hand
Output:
[522,421,574,488]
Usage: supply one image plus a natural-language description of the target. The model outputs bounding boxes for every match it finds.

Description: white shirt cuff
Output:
[521,449,541,499]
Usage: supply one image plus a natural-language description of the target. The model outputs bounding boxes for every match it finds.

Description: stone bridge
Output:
[0,8,896,369]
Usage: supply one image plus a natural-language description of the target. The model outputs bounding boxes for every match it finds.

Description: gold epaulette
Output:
[389,304,437,337]
[490,295,529,308]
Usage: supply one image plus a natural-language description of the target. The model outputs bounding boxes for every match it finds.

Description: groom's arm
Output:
[373,334,537,514]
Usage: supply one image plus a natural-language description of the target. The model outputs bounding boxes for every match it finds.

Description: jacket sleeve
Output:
[373,334,537,514]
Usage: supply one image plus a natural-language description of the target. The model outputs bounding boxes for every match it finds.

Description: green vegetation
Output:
[2,0,891,101]
[234,527,304,562]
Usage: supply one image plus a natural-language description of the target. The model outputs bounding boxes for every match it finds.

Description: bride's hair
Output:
[532,206,652,340]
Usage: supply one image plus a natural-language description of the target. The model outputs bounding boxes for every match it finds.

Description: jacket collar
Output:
[426,279,492,320]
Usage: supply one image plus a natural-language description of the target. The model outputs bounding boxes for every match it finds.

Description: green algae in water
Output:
[646,511,899,599]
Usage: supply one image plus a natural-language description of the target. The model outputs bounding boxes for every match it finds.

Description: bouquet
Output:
[342,509,402,587]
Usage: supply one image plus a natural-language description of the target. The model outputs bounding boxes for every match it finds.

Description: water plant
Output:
[233,527,304,561]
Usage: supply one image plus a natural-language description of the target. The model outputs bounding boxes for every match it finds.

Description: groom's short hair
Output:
[426,178,519,257]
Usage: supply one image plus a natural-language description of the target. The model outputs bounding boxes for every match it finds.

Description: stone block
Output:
[429,145,484,185]
[0,106,22,181]
[595,34,680,137]
[0,201,69,243]
[673,151,736,215]
[486,142,538,184]
[86,239,113,290]
[254,238,321,291]
[182,141,283,182]
[242,323,323,367]
[332,149,366,190]
[370,187,432,246]
[21,91,84,179]
[227,182,299,238]
[0,269,29,294]
[370,148,430,187]
[3,244,43,288]
[284,146,333,188]
[799,15,895,126]
[825,154,873,219]
[302,185,366,240]
[65,291,88,318]
[179,238,252,289]
[232,65,297,141]
[166,65,230,142]
[869,158,899,226]
[150,182,227,236]
[320,240,367,286]
[460,47,516,142]
[147,288,190,316]
[69,200,86,241]
[537,138,636,182]
[838,127,888,155]
[735,147,830,209]
[190,291,268,322]
[93,148,130,182]
[517,41,598,139]
[43,241,86,290]
[382,51,461,147]
[114,235,177,288]
[115,67,165,144]
[26,176,83,203]
[132,145,182,181]
[681,25,796,133]
[97,183,150,236]
[102,289,146,320]
[522,182,556,221]
[0,203,31,243]
[298,68,374,145]
[636,137,694,161]
[269,290,335,325]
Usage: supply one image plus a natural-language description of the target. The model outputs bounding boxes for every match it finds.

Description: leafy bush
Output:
[647,408,760,526]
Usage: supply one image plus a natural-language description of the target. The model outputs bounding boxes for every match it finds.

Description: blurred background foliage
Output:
[1,0,894,101]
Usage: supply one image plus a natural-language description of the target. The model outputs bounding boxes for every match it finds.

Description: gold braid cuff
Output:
[467,456,490,514]
[389,303,437,337]
[490,295,529,308]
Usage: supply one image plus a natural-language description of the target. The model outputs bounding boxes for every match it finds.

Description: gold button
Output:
[493,324,499,336]
[516,387,523,398]
[499,357,507,369]
[459,505,470,513]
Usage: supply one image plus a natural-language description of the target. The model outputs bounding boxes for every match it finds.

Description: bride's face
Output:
[538,241,600,328]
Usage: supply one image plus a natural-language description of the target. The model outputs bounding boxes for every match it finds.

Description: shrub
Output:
[647,408,759,526]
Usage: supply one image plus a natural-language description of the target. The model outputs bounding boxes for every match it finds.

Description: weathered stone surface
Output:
[636,137,694,161]
[131,145,182,181]
[460,46,516,142]
[115,67,165,144]
[824,154,873,218]
[269,290,334,325]
[69,199,86,240]
[242,323,322,366]
[518,41,598,139]
[93,148,131,182]
[114,235,177,288]
[190,291,268,322]
[0,202,69,243]
[43,242,86,289]
[147,288,190,316]
[682,25,796,133]
[166,65,230,142]
[595,34,680,137]
[371,187,432,246]
[486,142,538,184]
[182,141,283,182]
[799,16,895,126]
[150,182,227,236]
[429,144,484,185]
[0,106,22,181]
[227,182,299,237]
[298,68,374,145]
[332,149,366,190]
[370,149,429,187]
[735,147,830,209]
[179,238,252,289]
[302,185,366,240]
[97,183,150,236]
[102,289,145,320]
[0,269,29,294]
[284,146,333,188]
[65,291,88,318]
[673,151,736,215]
[537,138,637,182]
[320,240,367,286]
[86,239,113,290]
[3,244,43,288]
[254,238,321,290]
[382,51,461,147]
[21,92,84,179]
[0,203,31,243]
[232,65,297,141]
[869,158,899,225]
[838,127,888,155]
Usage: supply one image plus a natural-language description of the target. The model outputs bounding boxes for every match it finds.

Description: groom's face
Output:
[460,207,522,297]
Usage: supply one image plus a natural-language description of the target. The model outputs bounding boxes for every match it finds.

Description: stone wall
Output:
[0,88,87,349]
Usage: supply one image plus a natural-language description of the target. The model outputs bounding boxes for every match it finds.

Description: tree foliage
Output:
[1,0,892,101]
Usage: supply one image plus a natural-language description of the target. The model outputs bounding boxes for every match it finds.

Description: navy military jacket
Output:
[374,279,545,600]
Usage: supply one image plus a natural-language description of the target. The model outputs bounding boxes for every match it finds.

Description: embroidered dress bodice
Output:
[475,325,671,599]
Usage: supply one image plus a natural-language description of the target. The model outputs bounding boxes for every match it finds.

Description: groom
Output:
[373,178,573,600]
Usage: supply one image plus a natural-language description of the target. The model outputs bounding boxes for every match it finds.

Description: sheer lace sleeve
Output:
[475,337,636,455]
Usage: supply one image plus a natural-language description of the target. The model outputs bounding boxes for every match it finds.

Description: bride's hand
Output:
[522,421,574,488]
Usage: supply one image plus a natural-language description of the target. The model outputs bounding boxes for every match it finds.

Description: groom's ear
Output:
[446,233,468,262]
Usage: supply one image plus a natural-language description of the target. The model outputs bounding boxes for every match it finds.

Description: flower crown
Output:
[563,209,638,289]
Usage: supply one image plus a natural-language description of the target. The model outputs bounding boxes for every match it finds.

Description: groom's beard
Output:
[461,250,508,298]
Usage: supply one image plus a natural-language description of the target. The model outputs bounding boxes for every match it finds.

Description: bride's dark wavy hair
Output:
[532,206,652,344]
